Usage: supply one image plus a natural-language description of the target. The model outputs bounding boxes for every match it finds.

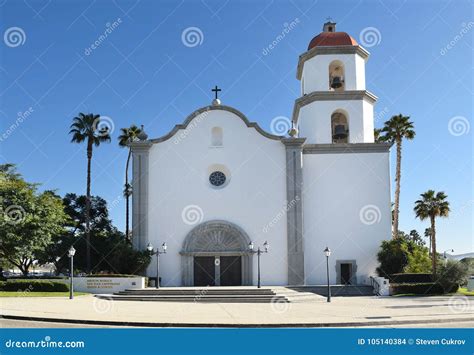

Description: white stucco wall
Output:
[297,99,375,144]
[302,151,391,285]
[145,108,289,286]
[301,53,366,94]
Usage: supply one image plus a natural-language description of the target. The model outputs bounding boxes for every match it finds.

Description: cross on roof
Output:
[212,85,221,100]
[326,16,333,22]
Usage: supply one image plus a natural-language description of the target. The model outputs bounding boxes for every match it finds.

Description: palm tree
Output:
[378,114,415,237]
[118,125,142,242]
[424,227,433,255]
[69,113,111,272]
[414,190,450,275]
[374,128,383,143]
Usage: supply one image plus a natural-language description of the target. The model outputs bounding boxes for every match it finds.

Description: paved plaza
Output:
[1,291,472,328]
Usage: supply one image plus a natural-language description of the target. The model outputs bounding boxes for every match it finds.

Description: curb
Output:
[1,314,473,328]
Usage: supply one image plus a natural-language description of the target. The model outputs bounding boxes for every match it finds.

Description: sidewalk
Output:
[1,294,472,327]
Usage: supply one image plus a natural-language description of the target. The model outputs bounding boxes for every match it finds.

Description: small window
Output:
[211,127,223,146]
[209,171,226,187]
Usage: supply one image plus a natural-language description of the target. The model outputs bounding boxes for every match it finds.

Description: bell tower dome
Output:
[293,21,377,144]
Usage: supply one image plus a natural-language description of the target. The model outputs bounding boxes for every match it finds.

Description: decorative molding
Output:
[284,139,305,285]
[303,143,392,154]
[296,45,370,80]
[180,220,253,286]
[131,146,150,252]
[292,90,378,124]
[149,105,283,143]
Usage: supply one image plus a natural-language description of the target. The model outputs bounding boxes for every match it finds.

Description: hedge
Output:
[7,276,67,280]
[390,273,433,283]
[0,279,69,292]
[391,282,457,295]
[87,274,141,278]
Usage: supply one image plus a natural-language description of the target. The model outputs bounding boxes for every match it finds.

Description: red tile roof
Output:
[308,32,358,50]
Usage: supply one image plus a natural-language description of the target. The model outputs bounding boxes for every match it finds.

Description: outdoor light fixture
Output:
[249,241,270,288]
[147,242,167,289]
[324,247,331,302]
[68,246,76,300]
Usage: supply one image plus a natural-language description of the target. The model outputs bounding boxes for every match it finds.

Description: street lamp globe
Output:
[324,247,331,257]
[248,242,254,251]
[68,246,76,257]
[263,241,269,252]
[146,242,154,252]
[162,242,167,252]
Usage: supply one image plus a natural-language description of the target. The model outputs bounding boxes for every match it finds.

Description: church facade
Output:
[131,22,392,287]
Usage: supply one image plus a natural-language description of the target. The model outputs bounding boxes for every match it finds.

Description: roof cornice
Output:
[149,105,283,143]
[291,90,378,123]
[303,143,392,154]
[296,45,370,80]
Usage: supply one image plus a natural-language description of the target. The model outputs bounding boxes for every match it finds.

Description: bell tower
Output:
[293,21,376,144]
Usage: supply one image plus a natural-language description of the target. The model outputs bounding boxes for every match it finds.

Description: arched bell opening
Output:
[331,110,349,143]
[329,60,345,92]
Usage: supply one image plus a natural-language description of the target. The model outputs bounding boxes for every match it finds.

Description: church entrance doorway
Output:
[220,256,242,286]
[181,221,253,286]
[193,256,216,286]
[340,263,352,285]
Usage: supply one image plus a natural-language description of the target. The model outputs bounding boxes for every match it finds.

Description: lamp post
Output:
[147,242,167,289]
[68,246,76,300]
[248,241,269,288]
[324,246,331,303]
[443,249,454,264]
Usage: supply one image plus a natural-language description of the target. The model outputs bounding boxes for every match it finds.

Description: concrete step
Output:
[95,294,289,303]
[117,289,275,296]
[287,285,374,297]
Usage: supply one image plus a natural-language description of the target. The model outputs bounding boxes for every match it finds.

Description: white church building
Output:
[131,22,392,287]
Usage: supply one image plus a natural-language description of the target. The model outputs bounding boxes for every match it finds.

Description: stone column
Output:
[131,141,152,251]
[282,138,306,285]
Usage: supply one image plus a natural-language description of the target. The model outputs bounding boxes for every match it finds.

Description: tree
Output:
[378,114,415,237]
[39,193,150,275]
[414,190,450,275]
[424,227,433,254]
[374,128,383,143]
[69,113,111,272]
[118,125,142,242]
[0,168,68,275]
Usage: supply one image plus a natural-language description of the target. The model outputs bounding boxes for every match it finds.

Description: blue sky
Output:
[0,0,472,254]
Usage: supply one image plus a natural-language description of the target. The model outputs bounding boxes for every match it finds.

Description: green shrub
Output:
[435,260,469,290]
[87,274,141,278]
[391,282,454,295]
[0,279,69,292]
[390,273,433,283]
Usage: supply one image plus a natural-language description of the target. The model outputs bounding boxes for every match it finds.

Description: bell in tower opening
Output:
[331,111,349,143]
[329,60,345,91]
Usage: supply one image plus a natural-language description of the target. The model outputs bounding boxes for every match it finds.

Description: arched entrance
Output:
[180,220,253,286]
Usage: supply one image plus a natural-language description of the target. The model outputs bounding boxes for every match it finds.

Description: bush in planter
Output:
[391,282,447,295]
[435,260,469,292]
[390,273,433,283]
[0,279,69,292]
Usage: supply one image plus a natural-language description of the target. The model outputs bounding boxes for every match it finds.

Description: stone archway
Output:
[180,220,253,286]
